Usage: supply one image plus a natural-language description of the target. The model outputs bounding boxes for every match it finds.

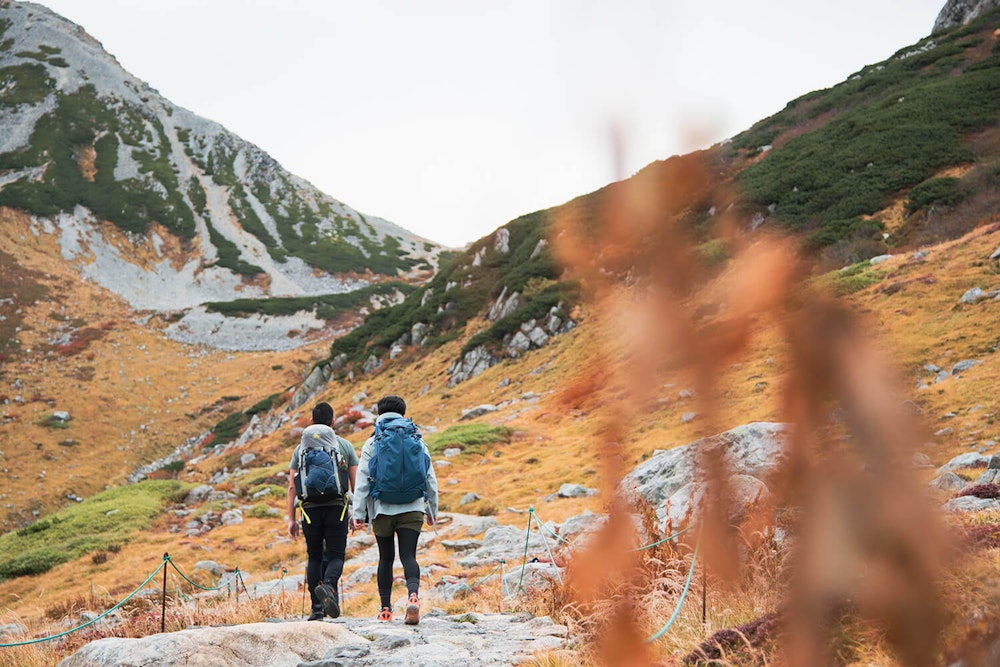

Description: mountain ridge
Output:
[0,1,441,350]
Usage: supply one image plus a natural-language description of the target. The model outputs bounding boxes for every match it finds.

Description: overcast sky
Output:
[41,0,947,247]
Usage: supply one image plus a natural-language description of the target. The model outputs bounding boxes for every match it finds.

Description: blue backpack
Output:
[368,416,430,504]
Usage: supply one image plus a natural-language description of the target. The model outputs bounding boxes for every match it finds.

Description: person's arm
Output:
[424,443,439,524]
[286,469,299,538]
[351,441,371,530]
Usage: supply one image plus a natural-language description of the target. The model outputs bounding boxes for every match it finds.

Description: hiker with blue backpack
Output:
[286,402,359,621]
[351,395,438,625]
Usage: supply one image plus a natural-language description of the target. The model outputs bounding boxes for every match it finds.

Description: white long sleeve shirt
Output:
[351,412,439,523]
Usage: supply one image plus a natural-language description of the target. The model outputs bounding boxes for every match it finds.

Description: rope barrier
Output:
[530,512,563,585]
[513,507,534,596]
[628,525,693,552]
[259,568,288,616]
[0,555,168,648]
[169,559,240,592]
[644,540,700,643]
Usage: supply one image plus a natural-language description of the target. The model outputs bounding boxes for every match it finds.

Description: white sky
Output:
[40,0,947,247]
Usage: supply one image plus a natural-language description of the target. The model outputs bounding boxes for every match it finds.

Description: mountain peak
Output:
[933,0,1000,33]
[0,1,442,349]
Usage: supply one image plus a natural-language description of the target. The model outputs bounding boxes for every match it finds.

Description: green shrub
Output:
[905,177,967,213]
[424,424,513,457]
[0,481,190,581]
[830,263,888,296]
[733,26,1000,248]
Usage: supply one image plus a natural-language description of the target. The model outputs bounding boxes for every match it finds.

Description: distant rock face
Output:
[0,2,440,351]
[933,0,1000,33]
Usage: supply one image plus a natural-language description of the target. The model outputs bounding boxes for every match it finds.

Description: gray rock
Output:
[443,448,462,458]
[464,516,499,536]
[621,422,790,506]
[289,364,334,411]
[503,563,563,595]
[923,364,941,373]
[664,475,770,530]
[448,346,497,386]
[184,484,215,505]
[459,404,498,421]
[929,471,968,491]
[681,412,698,424]
[194,560,229,576]
[869,254,893,265]
[938,452,990,473]
[410,322,429,347]
[912,452,932,467]
[240,453,256,466]
[952,359,982,375]
[526,327,549,348]
[960,287,986,304]
[52,410,71,422]
[442,539,483,552]
[934,371,950,383]
[58,621,360,666]
[0,623,27,639]
[556,483,596,498]
[934,0,1000,33]
[975,469,1000,485]
[557,511,606,543]
[346,565,378,586]
[935,427,954,437]
[221,509,243,526]
[943,496,1000,513]
[458,492,480,506]
[362,354,384,375]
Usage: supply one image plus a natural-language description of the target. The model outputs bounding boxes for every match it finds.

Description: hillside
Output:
[0,1,441,351]
[3,4,1000,666]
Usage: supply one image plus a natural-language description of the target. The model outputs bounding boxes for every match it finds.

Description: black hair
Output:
[377,395,406,416]
[312,402,334,426]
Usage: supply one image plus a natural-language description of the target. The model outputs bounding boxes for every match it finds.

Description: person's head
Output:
[312,402,334,426]
[377,395,406,416]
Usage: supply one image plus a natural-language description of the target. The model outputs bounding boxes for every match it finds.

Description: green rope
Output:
[514,507,534,595]
[500,559,509,598]
[236,570,253,601]
[259,568,287,617]
[530,512,563,584]
[0,555,168,648]
[628,525,693,552]
[529,506,691,552]
[169,559,240,592]
[644,541,700,643]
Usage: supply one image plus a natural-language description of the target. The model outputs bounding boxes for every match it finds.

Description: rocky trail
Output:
[58,612,572,667]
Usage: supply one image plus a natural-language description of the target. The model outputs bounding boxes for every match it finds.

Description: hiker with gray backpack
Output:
[286,402,359,621]
[351,395,438,625]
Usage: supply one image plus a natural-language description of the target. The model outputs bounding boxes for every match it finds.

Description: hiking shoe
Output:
[377,606,393,622]
[315,583,340,619]
[307,610,324,621]
[404,593,420,625]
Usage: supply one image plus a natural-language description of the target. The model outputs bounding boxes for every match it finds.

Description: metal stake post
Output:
[161,553,169,633]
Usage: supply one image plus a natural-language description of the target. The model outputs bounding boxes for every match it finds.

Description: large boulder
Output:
[58,621,360,667]
[620,422,791,506]
[664,475,771,530]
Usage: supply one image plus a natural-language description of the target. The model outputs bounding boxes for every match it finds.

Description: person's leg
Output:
[322,508,349,583]
[396,528,421,597]
[301,506,328,616]
[319,504,349,617]
[396,519,422,625]
[375,532,396,610]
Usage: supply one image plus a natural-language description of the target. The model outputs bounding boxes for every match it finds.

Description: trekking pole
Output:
[161,552,169,633]
[235,568,240,608]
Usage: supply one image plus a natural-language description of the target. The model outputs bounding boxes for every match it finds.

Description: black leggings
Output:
[376,528,420,608]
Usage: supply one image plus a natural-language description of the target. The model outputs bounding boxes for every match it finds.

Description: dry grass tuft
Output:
[547,144,958,665]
